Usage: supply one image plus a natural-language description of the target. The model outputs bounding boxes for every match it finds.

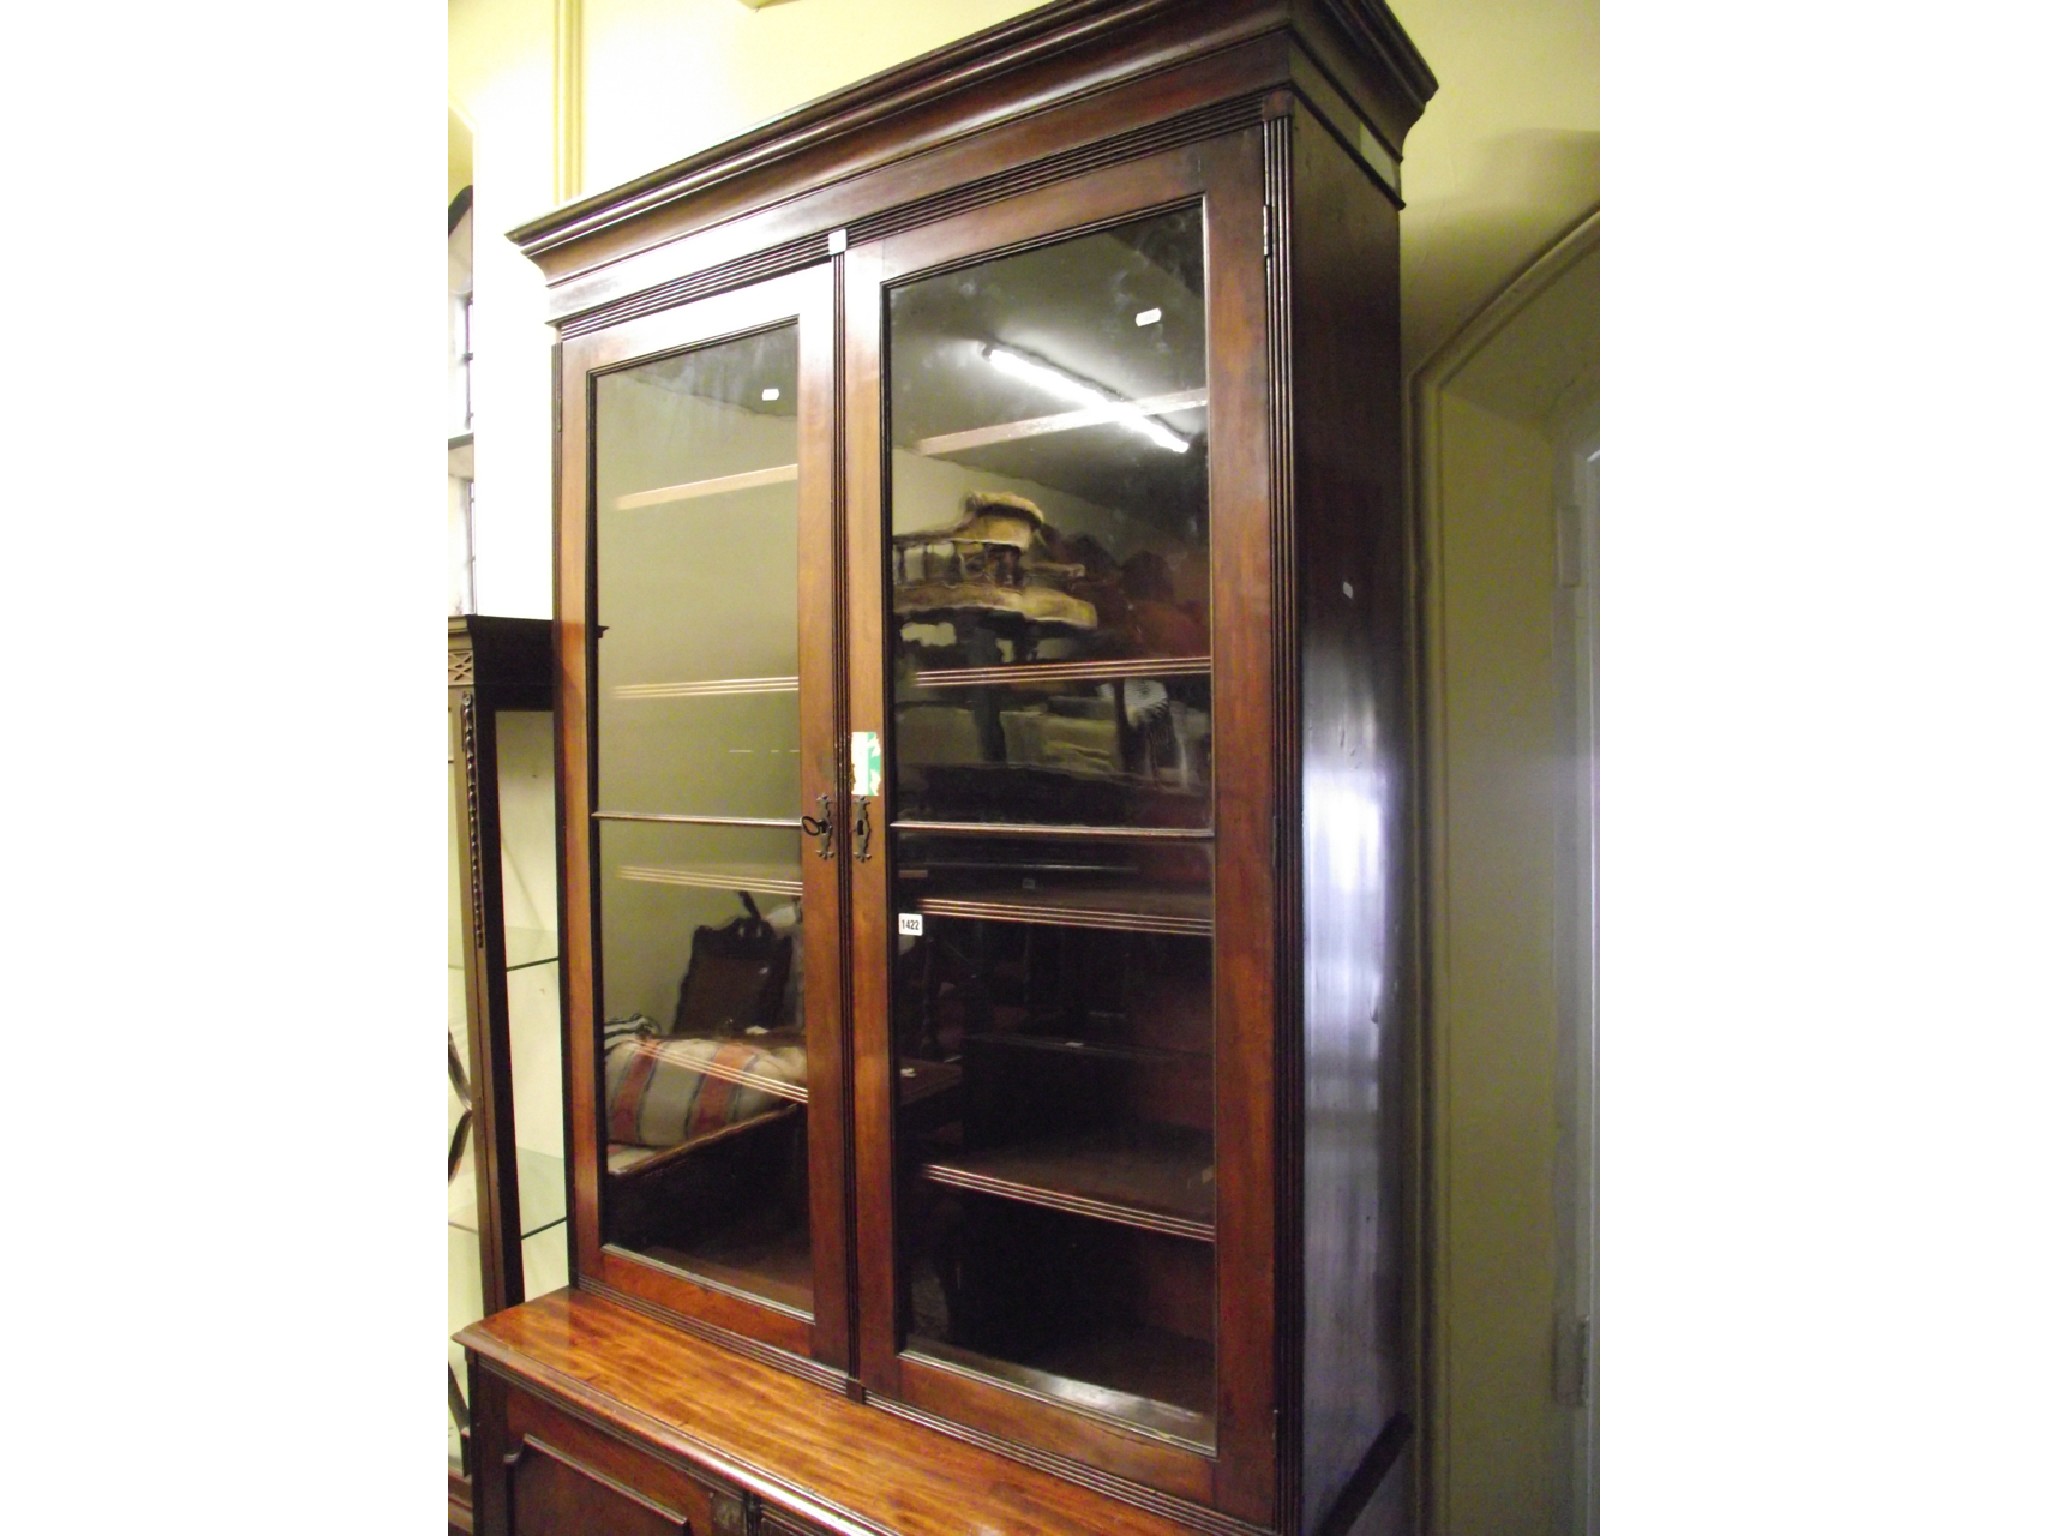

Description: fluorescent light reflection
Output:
[1134,307,1163,327]
[981,344,1190,454]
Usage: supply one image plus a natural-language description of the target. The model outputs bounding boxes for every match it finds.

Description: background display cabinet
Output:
[458,4,1433,1534]
[448,616,570,1530]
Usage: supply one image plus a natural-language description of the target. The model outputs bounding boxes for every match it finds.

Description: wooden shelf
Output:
[908,655,1209,690]
[611,675,797,700]
[616,862,803,897]
[908,387,1207,459]
[961,1024,1207,1066]
[894,820,1211,843]
[920,1124,1215,1241]
[612,462,796,511]
[909,1327,1214,1447]
[918,884,1210,937]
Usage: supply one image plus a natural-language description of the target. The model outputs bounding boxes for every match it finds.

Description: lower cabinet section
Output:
[461,1288,1411,1536]
[474,1367,752,1536]
[458,1290,1242,1536]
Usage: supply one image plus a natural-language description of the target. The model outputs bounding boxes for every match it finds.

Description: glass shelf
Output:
[447,924,558,974]
[505,925,558,972]
[449,1146,568,1240]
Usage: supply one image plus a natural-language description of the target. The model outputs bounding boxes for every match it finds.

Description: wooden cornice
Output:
[510,0,1196,258]
[1319,0,1438,116]
[508,0,1433,274]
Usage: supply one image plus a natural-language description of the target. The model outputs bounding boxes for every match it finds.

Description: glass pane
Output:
[888,206,1210,830]
[597,819,812,1315]
[497,707,565,1236]
[590,318,815,1316]
[894,672,1211,828]
[884,205,1216,1444]
[595,324,800,820]
[889,832,1216,1444]
[449,699,565,1474]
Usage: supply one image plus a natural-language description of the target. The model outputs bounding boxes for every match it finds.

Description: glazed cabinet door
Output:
[559,267,852,1367]
[845,130,1278,1522]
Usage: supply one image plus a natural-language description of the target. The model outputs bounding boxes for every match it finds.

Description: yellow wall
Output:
[580,0,1044,194]
[1389,0,1599,371]
[1422,234,1598,1535]
[449,0,1053,615]
[1432,388,1567,1534]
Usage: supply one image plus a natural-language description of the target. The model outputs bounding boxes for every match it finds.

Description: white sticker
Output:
[897,912,924,936]
[851,731,882,797]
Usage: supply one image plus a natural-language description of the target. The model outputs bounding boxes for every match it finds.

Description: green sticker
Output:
[851,731,882,797]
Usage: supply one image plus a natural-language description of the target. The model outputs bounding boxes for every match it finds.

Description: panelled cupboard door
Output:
[558,265,853,1369]
[844,130,1278,1524]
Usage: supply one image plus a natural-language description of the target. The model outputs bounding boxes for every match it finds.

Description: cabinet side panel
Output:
[1289,108,1413,1535]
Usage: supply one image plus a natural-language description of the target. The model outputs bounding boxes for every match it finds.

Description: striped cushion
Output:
[603,1028,806,1149]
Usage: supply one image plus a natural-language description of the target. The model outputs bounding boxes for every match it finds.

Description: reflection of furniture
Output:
[447,616,564,1533]
[892,491,1098,631]
[458,6,1433,1536]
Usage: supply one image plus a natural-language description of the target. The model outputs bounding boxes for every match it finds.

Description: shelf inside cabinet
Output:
[450,1146,567,1240]
[920,1124,1215,1241]
[609,675,798,700]
[450,924,560,973]
[909,387,1207,460]
[961,1019,1207,1066]
[615,862,804,898]
[612,462,797,511]
[916,884,1211,938]
[503,924,558,972]
[910,1327,1215,1448]
[894,821,1211,843]
[907,655,1210,690]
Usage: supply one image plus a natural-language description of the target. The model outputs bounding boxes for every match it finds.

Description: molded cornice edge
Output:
[1313,0,1438,117]
[510,0,1193,257]
[509,0,1433,262]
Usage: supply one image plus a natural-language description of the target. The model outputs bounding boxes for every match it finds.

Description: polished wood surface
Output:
[461,1289,1209,1536]
[1285,107,1415,1536]
[1196,117,1284,1528]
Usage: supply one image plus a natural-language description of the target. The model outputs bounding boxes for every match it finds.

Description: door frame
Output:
[1410,207,1600,1536]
